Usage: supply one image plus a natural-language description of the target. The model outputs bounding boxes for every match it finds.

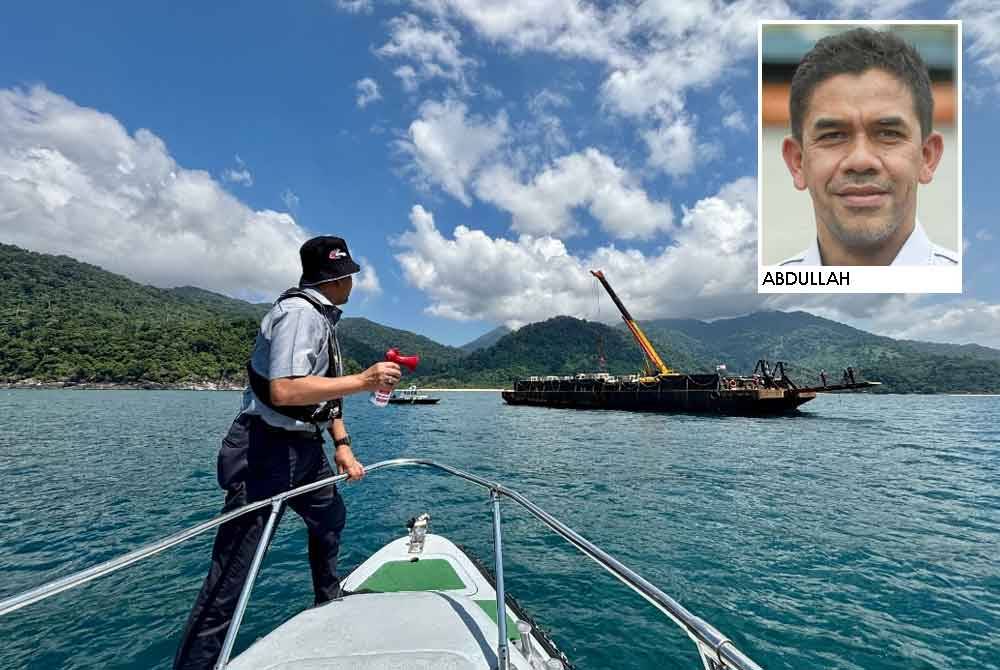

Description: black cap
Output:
[299,236,362,286]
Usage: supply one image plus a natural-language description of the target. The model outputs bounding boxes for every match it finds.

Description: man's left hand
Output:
[335,448,365,481]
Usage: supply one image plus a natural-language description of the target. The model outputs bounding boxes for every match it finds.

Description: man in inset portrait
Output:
[778,27,958,267]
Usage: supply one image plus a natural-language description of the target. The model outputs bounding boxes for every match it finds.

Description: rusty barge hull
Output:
[502,375,815,415]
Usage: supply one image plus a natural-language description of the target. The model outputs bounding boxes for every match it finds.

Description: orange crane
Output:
[590,270,673,377]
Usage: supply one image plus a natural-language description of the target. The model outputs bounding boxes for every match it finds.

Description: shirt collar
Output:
[808,218,930,265]
[300,287,343,325]
[890,219,933,266]
[301,286,333,305]
[802,236,822,265]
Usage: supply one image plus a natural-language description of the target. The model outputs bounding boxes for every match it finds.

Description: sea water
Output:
[0,390,997,669]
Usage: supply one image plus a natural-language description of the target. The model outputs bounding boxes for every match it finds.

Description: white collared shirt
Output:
[778,220,958,266]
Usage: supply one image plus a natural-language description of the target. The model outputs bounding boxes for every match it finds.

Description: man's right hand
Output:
[361,361,402,390]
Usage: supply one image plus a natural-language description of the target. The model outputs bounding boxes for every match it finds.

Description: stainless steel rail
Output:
[490,487,511,670]
[216,500,282,670]
[0,458,762,670]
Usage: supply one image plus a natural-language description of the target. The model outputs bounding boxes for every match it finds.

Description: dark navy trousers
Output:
[173,414,346,670]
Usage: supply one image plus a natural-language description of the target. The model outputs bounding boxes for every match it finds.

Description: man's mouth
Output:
[835,185,890,208]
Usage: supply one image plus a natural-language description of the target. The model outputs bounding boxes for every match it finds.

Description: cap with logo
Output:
[299,236,362,286]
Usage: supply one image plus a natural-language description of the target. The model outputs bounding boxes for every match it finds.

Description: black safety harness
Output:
[246,288,343,425]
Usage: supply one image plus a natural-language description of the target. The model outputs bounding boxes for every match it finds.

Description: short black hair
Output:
[789,27,934,142]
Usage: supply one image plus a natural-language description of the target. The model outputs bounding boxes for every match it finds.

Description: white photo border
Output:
[756,19,963,295]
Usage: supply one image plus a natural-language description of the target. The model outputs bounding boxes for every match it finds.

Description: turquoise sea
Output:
[0,389,997,669]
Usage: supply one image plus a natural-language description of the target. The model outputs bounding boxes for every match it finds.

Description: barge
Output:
[502,270,876,416]
[502,370,816,415]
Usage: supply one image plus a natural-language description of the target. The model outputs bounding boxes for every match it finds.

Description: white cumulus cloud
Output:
[407,1,795,177]
[355,77,382,108]
[641,117,717,179]
[474,148,674,239]
[723,112,748,131]
[720,91,749,132]
[394,204,591,325]
[397,98,507,205]
[281,188,300,211]
[522,88,571,160]
[335,0,372,14]
[395,178,759,326]
[953,0,1000,78]
[0,86,308,300]
[222,154,253,186]
[413,0,630,66]
[354,256,382,296]
[377,13,476,92]
[870,299,1000,347]
[396,158,1000,348]
[826,0,922,18]
[768,294,1000,349]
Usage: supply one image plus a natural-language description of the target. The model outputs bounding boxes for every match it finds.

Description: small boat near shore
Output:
[388,385,441,405]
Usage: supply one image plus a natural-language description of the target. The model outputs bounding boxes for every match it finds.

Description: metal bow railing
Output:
[0,458,763,670]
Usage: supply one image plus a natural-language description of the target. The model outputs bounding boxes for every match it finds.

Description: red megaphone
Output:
[385,348,419,371]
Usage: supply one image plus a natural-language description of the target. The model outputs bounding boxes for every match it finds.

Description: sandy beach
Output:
[419,388,504,392]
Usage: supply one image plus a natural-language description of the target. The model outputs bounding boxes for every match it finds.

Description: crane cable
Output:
[592,276,606,370]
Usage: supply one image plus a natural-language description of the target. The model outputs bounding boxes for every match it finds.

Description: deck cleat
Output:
[406,512,431,555]
[516,621,535,661]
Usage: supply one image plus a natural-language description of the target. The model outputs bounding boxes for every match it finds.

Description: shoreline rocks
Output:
[1,379,245,391]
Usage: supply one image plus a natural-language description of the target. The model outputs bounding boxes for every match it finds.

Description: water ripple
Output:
[1,390,998,669]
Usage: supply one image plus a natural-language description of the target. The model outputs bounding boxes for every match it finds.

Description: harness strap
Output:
[247,288,342,425]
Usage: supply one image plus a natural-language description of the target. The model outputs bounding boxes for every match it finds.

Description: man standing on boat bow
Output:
[174,236,401,670]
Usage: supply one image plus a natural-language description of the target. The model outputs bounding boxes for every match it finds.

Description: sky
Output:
[0,0,998,348]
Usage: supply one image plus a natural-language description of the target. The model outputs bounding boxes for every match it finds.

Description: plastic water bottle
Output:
[370,348,419,407]
[370,388,392,407]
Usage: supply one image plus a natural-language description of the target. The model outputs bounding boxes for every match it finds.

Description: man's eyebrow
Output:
[811,117,847,131]
[874,116,907,127]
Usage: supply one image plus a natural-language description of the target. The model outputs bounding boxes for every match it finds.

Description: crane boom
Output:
[590,270,672,376]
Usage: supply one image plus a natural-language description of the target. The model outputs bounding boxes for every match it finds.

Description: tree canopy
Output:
[3,243,999,393]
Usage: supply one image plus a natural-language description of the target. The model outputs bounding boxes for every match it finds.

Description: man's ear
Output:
[781,136,807,191]
[919,131,944,185]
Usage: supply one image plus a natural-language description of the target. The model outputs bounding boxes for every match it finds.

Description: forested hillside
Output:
[1,244,260,385]
[4,243,999,393]
[635,311,1000,393]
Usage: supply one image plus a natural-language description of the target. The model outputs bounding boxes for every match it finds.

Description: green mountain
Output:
[337,317,465,375]
[0,243,259,385]
[0,244,465,386]
[3,242,999,394]
[418,316,705,387]
[166,286,268,320]
[459,326,511,353]
[900,339,1000,362]
[633,311,1000,393]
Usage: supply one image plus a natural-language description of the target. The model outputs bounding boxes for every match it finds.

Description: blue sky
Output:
[1,1,998,347]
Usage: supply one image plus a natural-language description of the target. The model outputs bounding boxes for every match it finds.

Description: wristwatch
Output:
[333,435,352,448]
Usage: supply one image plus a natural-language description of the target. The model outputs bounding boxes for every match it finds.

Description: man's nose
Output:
[840,134,881,175]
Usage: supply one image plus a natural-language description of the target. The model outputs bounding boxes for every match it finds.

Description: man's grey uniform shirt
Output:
[240,287,344,432]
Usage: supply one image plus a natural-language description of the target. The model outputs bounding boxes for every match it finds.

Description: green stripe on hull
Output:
[359,559,465,592]
[474,600,521,641]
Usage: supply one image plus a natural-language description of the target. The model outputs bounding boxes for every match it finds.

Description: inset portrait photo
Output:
[758,21,961,293]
